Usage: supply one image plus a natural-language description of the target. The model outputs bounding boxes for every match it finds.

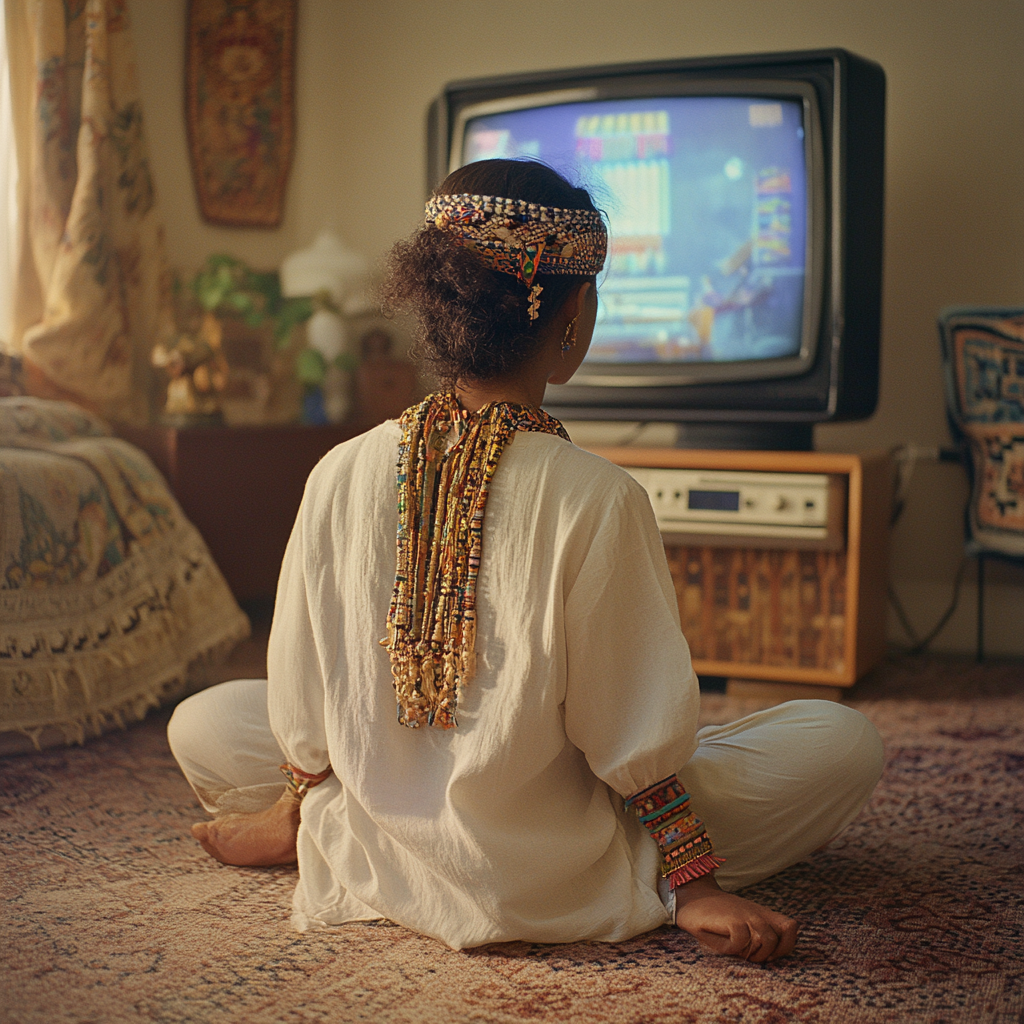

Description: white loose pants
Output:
[168,679,883,895]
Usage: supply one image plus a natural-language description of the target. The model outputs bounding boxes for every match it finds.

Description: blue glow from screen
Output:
[462,96,808,366]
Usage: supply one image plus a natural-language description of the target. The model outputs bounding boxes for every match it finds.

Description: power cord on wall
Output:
[887,442,968,655]
[890,442,964,529]
[888,558,968,655]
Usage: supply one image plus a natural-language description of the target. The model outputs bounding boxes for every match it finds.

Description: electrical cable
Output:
[888,446,966,655]
[889,444,916,528]
[887,582,921,646]
[907,555,969,655]
[889,556,969,656]
[889,442,965,528]
[887,441,971,654]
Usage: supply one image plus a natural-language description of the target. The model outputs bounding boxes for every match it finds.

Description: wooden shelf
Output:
[588,447,892,689]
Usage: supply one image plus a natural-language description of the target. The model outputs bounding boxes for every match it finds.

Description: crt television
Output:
[428,49,885,449]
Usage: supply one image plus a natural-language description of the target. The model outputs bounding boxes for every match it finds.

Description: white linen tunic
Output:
[267,422,701,949]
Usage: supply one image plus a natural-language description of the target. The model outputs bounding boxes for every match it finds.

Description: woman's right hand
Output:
[673,873,799,962]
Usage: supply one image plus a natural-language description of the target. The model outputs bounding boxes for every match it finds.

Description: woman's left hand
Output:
[673,873,800,962]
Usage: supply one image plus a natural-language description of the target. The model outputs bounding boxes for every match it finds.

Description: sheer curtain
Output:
[4,0,174,422]
[0,11,17,352]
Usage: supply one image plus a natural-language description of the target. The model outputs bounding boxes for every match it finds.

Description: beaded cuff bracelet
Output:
[279,763,332,800]
[626,775,725,888]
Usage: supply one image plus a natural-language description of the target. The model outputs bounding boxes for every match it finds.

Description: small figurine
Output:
[0,353,22,398]
[354,328,420,425]
[151,313,229,426]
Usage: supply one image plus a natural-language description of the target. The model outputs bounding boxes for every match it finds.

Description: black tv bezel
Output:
[449,81,825,390]
[427,49,885,427]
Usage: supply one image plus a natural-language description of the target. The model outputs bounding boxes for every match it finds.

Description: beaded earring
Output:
[561,315,579,353]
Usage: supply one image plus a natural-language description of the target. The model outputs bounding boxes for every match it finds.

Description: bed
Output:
[0,397,250,754]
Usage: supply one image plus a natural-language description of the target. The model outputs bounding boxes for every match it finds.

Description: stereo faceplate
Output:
[624,467,846,548]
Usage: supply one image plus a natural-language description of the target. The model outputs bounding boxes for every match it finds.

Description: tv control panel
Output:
[623,467,846,548]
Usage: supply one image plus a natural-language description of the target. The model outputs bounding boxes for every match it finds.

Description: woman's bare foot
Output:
[192,792,301,866]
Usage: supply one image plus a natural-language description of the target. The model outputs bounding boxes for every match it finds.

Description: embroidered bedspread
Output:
[1,398,250,748]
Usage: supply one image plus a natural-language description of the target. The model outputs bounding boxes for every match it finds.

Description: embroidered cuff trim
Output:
[667,853,726,888]
[625,774,723,888]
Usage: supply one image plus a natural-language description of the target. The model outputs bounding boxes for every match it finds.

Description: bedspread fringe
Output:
[1,527,250,752]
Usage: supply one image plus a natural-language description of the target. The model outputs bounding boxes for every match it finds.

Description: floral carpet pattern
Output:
[1,657,1022,1024]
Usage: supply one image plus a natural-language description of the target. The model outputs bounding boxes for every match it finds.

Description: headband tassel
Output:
[527,284,543,321]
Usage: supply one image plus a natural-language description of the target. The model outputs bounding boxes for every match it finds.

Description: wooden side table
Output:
[117,422,369,601]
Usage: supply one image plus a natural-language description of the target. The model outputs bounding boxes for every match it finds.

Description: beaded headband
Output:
[425,193,607,320]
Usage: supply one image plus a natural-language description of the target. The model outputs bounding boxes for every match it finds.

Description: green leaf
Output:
[295,347,327,386]
[215,263,236,290]
[207,253,241,270]
[273,297,315,348]
[194,277,226,311]
[191,255,300,335]
[248,270,282,309]
[284,296,315,322]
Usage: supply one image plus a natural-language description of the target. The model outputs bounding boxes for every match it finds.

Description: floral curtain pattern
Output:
[5,0,174,422]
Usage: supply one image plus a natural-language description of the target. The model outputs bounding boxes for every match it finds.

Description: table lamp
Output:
[280,231,367,422]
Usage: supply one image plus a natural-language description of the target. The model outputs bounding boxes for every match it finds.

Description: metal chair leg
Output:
[976,553,985,663]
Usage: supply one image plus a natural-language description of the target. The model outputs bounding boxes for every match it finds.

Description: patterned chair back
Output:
[938,307,1024,559]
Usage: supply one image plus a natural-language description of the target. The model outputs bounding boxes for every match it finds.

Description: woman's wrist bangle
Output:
[279,763,332,800]
[625,774,725,888]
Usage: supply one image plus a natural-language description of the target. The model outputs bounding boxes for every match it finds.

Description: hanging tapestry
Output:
[185,0,296,228]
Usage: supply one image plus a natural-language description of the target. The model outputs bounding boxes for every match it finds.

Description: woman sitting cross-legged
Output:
[168,158,884,960]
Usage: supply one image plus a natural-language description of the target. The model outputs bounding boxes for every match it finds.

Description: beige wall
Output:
[129,0,1024,657]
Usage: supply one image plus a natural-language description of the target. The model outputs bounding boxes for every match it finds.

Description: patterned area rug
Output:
[2,657,1022,1024]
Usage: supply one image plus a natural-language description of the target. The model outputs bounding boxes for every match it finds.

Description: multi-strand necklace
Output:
[382,392,570,729]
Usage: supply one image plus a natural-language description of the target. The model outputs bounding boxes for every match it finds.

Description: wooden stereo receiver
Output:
[589,447,892,699]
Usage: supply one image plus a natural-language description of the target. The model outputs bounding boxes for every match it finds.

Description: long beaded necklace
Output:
[382,392,570,729]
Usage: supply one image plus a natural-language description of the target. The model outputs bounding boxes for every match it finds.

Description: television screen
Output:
[431,50,885,446]
[460,95,810,370]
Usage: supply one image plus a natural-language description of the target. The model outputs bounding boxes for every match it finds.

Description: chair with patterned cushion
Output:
[938,307,1024,659]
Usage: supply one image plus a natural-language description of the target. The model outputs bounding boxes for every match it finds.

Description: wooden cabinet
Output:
[588,447,892,696]
[117,422,368,601]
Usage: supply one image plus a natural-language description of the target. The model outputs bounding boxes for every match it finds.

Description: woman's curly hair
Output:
[381,160,602,389]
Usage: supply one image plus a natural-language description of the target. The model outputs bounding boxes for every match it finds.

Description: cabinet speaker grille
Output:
[665,544,848,672]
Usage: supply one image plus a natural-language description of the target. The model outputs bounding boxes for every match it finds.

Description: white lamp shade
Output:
[306,308,346,361]
[280,230,367,301]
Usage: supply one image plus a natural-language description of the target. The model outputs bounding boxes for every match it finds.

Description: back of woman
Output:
[272,421,698,946]
[169,158,884,961]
